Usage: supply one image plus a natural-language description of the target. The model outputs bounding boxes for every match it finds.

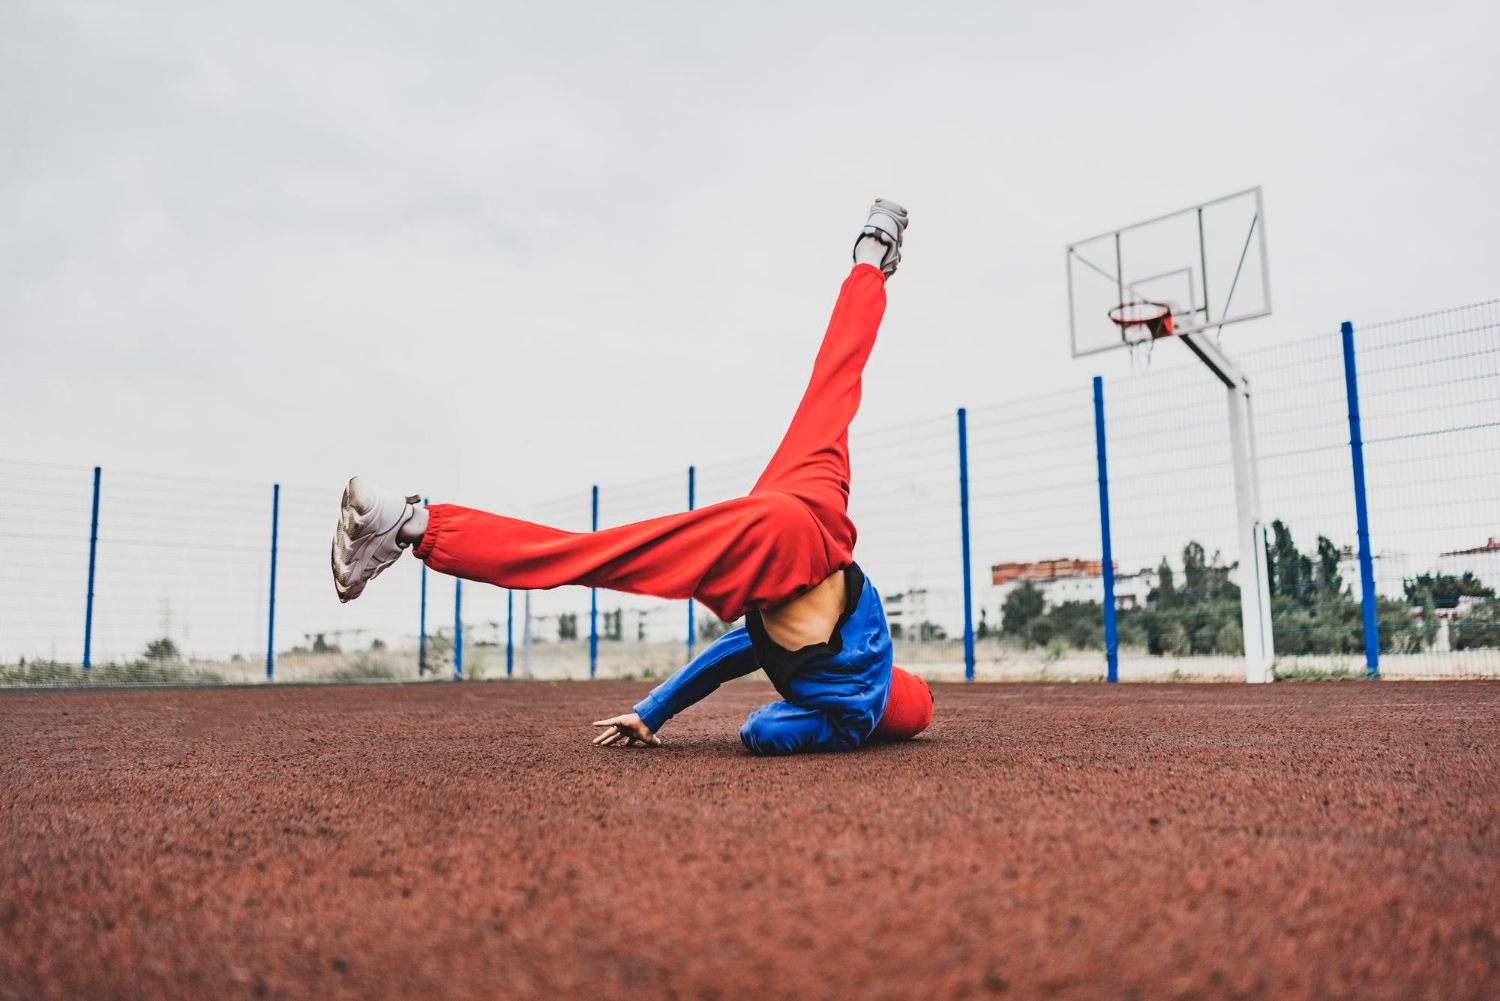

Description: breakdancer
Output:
[332,198,932,755]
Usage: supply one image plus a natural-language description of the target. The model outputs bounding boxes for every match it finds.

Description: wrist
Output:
[633,694,670,734]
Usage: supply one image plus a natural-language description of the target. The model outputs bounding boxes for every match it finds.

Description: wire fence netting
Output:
[3,300,1497,687]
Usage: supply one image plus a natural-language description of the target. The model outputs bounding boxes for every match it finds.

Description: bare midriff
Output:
[759,571,846,652]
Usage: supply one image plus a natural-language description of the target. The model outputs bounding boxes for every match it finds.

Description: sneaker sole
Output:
[331,479,363,603]
[331,477,415,603]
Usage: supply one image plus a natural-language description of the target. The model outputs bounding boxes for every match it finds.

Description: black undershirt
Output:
[744,563,866,701]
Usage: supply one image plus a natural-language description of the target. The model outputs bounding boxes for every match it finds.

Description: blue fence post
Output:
[1341,321,1381,679]
[453,579,463,680]
[1092,378,1120,683]
[589,485,599,679]
[266,483,280,680]
[83,465,100,672]
[419,498,428,676]
[957,408,975,682]
[506,589,514,677]
[686,465,696,663]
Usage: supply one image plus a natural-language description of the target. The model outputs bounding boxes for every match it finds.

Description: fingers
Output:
[592,717,626,727]
[589,725,663,748]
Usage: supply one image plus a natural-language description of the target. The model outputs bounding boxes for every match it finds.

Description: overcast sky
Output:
[4,0,1498,514]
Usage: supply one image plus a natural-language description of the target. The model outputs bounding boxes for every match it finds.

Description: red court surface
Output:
[2,681,1498,999]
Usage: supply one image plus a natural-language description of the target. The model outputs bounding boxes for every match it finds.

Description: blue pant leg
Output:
[740,701,847,756]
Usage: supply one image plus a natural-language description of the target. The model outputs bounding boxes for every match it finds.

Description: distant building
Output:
[987,558,1157,620]
[883,587,931,637]
[1322,544,1411,600]
[980,541,1432,626]
[992,558,1108,584]
[1435,536,1500,587]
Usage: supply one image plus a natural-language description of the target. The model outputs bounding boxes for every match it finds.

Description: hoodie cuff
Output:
[633,694,671,735]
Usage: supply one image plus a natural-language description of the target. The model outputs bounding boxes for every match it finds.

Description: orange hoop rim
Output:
[1108,299,1172,329]
[1109,299,1175,346]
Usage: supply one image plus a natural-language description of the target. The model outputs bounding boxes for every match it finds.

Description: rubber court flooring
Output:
[2,681,1497,999]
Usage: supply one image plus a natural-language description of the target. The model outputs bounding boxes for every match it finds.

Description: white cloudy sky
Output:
[4,0,1498,512]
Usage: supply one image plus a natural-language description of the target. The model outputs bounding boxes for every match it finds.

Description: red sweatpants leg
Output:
[415,263,887,622]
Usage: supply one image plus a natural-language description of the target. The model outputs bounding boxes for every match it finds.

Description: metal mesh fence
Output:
[1100,335,1364,680]
[846,414,964,673]
[1239,334,1368,676]
[1101,363,1246,679]
[963,389,1100,680]
[2,460,95,675]
[500,475,697,682]
[1355,302,1500,676]
[3,299,1497,687]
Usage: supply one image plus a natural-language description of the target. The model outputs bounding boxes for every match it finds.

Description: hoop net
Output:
[1108,300,1175,345]
[1108,300,1176,366]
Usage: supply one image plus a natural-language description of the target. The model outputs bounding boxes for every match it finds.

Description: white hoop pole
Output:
[1180,334,1277,683]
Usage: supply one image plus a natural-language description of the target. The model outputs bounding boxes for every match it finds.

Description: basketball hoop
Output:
[1108,300,1175,346]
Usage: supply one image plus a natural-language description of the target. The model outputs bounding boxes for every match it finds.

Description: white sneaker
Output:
[853,198,910,277]
[331,477,422,603]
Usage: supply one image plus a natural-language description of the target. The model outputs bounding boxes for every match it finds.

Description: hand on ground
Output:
[591,713,662,748]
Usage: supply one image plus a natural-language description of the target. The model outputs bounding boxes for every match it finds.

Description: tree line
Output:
[997,520,1499,654]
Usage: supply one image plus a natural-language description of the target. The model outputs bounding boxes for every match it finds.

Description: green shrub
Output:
[94,659,224,685]
[328,655,401,681]
[1451,601,1500,650]
[0,660,85,686]
[0,656,222,686]
[1274,663,1361,682]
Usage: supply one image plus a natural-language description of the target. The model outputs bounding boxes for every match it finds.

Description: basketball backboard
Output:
[1066,187,1271,357]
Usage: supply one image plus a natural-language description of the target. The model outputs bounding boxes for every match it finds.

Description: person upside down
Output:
[330,198,932,755]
